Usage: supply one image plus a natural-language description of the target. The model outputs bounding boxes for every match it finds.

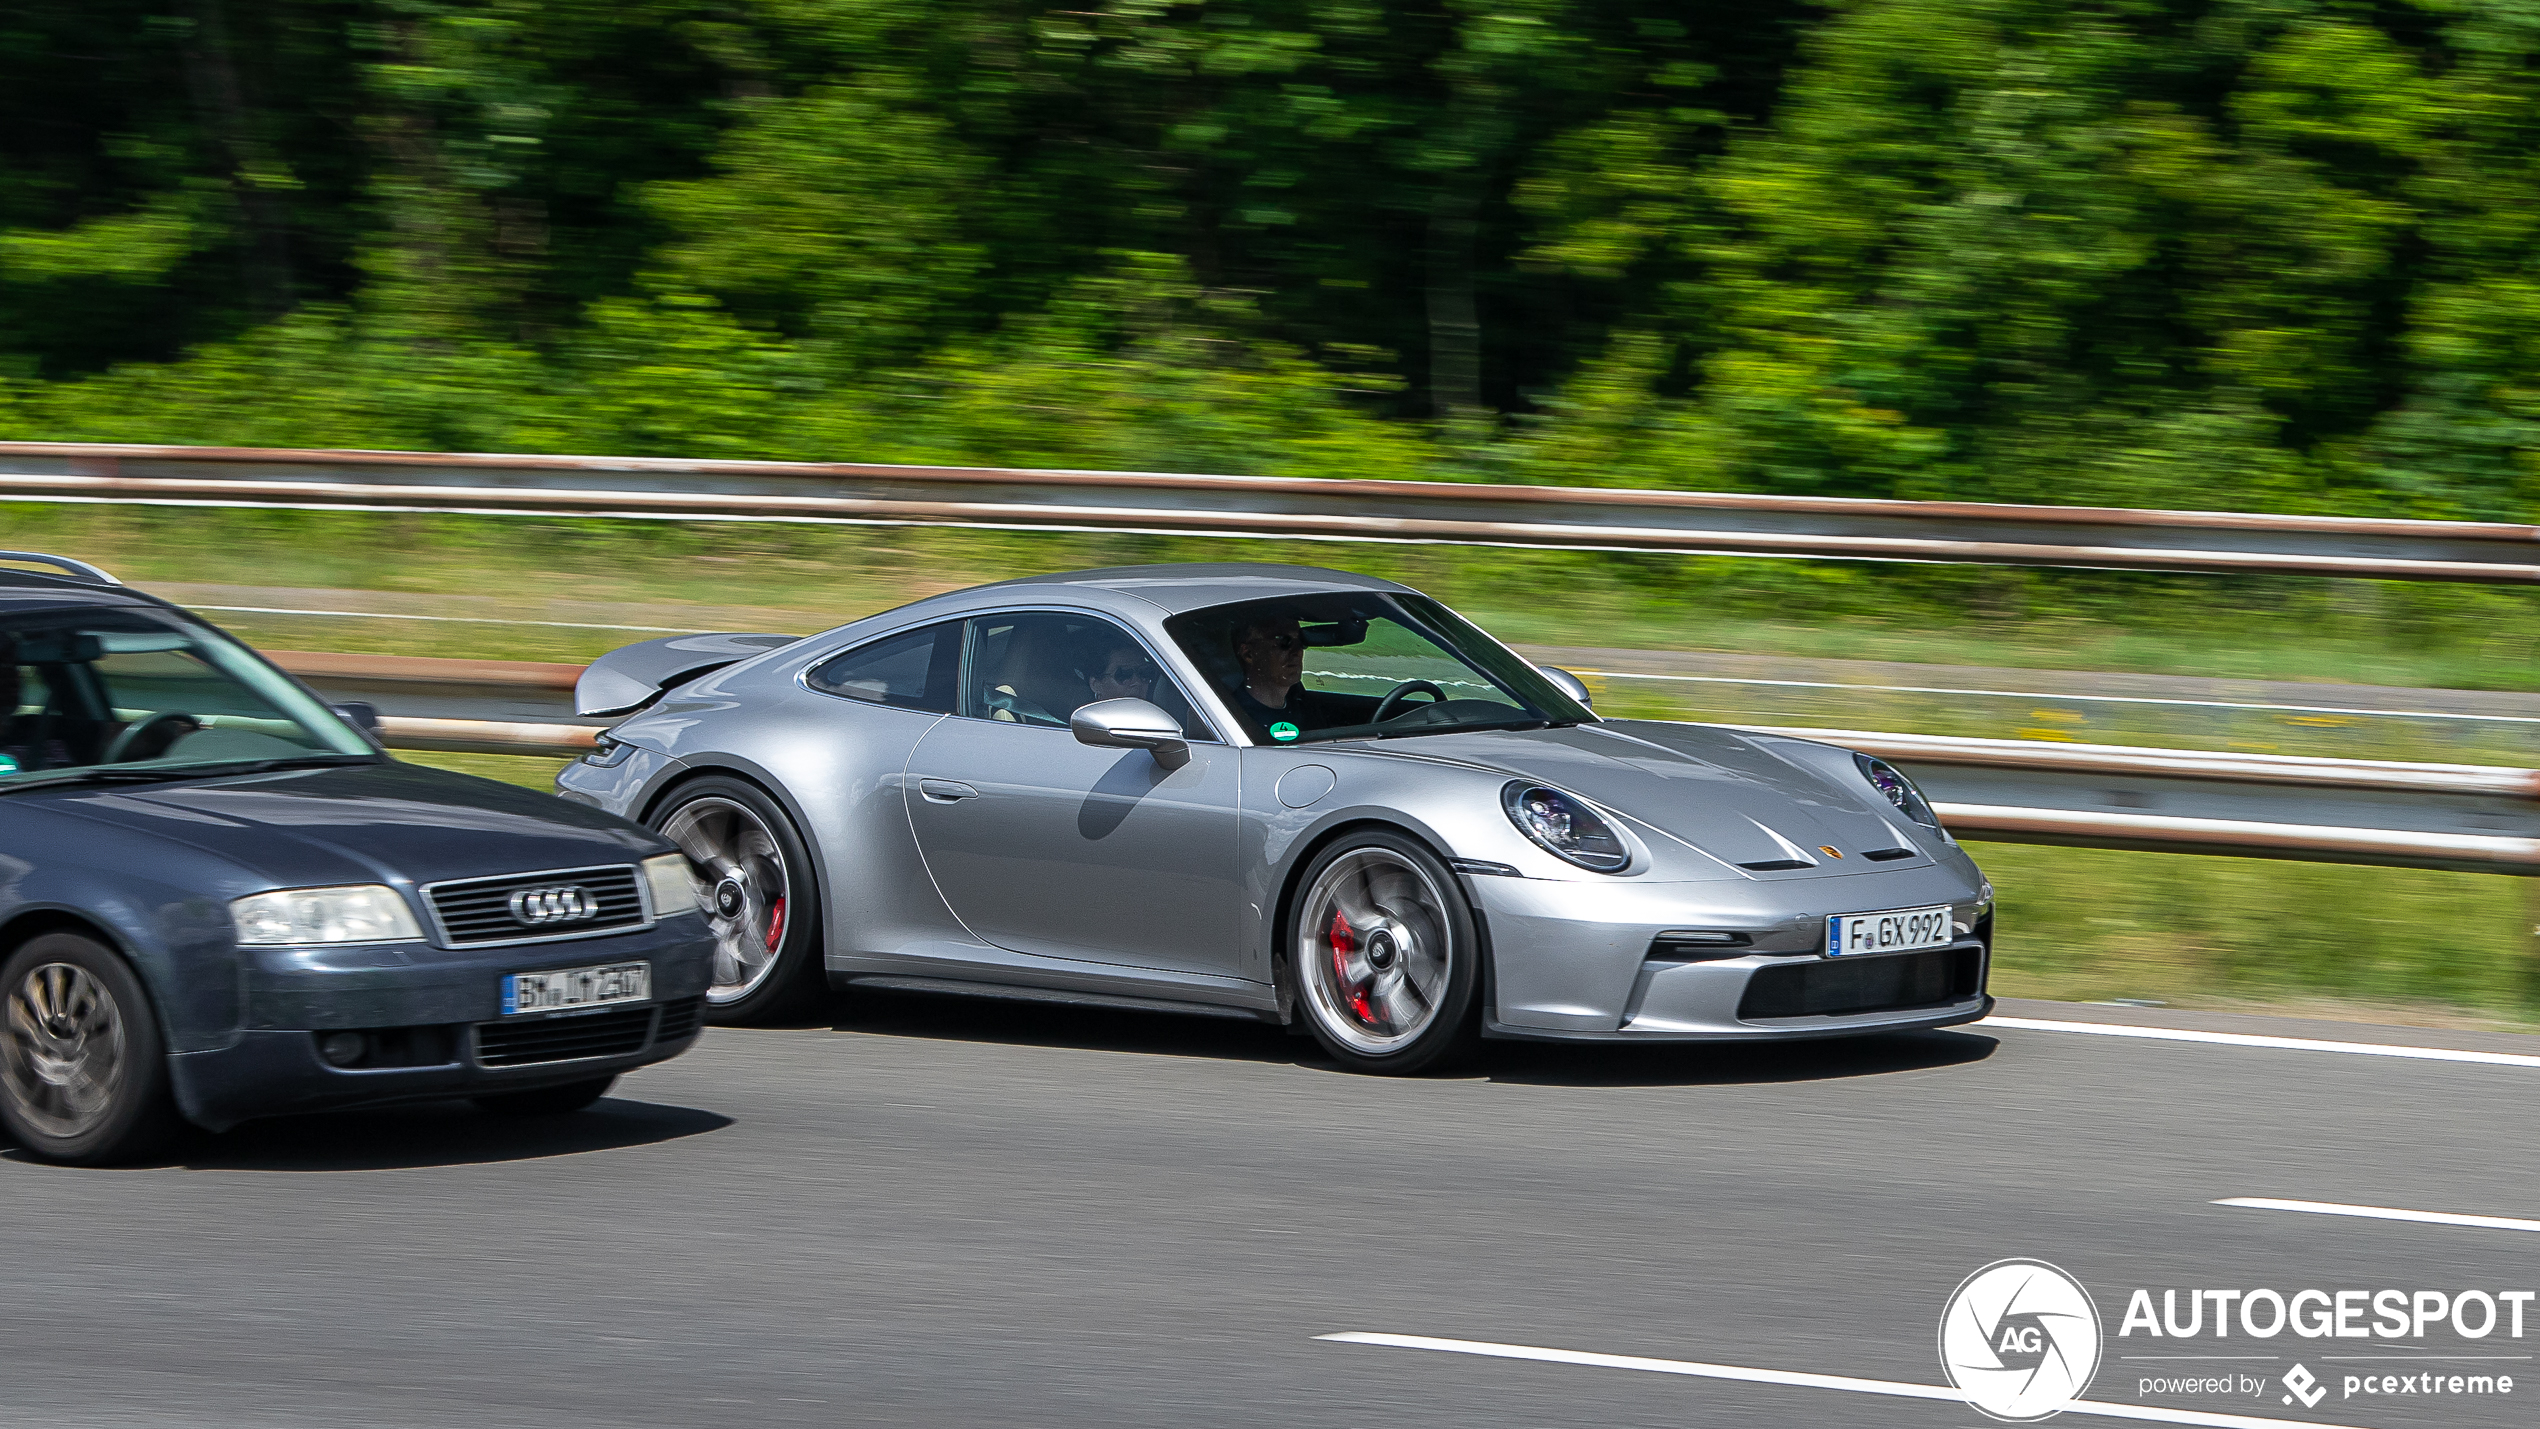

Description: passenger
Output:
[1081,642,1157,705]
[1229,615,1324,736]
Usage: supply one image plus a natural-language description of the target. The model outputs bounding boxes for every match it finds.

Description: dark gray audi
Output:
[0,552,716,1164]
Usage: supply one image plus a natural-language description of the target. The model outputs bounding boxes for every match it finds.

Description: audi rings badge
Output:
[507,885,598,927]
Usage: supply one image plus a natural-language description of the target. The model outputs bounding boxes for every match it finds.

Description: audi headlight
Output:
[232,885,421,946]
[642,853,703,916]
[1857,753,1944,832]
[1501,783,1630,872]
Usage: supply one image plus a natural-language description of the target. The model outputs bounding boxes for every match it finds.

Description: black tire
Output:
[1287,829,1482,1075]
[647,774,828,1025]
[472,1075,616,1117]
[0,932,188,1165]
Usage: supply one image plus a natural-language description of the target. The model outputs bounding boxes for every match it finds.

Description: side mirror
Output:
[1537,665,1593,709]
[332,701,384,744]
[1071,698,1190,770]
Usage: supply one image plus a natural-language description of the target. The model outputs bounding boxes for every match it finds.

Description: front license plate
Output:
[502,961,650,1016]
[1826,906,1954,958]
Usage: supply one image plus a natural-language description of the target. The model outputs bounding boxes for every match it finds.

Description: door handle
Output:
[918,778,981,803]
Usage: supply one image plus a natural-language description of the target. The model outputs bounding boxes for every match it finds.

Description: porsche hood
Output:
[1367,720,1938,878]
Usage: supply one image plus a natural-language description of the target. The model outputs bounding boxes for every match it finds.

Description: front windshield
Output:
[1,606,375,782]
[1165,592,1594,746]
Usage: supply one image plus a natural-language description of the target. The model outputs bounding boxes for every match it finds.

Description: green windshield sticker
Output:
[1269,722,1300,743]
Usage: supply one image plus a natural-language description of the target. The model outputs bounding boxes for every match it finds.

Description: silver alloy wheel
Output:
[1296,847,1454,1056]
[1,962,127,1139]
[659,795,792,1005]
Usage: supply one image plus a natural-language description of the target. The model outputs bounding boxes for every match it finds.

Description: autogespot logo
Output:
[1940,1259,2104,1421]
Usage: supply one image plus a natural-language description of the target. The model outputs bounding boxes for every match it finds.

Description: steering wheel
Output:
[1371,679,1450,724]
[104,710,202,763]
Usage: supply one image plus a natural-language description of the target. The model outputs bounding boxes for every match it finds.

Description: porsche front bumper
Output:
[1468,865,1992,1041]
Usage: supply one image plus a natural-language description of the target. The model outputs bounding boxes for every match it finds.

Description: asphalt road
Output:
[6,993,2536,1429]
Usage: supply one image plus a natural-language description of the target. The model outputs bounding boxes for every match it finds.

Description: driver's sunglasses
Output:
[1100,662,1155,683]
[1247,633,1302,652]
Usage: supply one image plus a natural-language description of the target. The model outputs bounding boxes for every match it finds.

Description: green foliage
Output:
[0,0,2535,526]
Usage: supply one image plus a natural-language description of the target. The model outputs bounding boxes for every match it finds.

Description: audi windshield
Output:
[2,608,376,787]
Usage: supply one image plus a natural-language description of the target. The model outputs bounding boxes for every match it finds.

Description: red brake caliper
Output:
[1329,910,1374,1025]
[764,895,787,951]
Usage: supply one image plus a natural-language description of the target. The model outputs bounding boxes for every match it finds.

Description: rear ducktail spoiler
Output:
[576,632,802,717]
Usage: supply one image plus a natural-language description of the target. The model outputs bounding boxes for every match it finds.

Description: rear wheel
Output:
[650,776,827,1025]
[0,933,186,1164]
[1290,830,1481,1075]
[473,1075,615,1117]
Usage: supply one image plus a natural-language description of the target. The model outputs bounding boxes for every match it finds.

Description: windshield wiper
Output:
[0,752,376,797]
[0,767,206,796]
[193,753,380,776]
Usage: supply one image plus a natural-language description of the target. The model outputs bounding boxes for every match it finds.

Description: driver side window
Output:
[959,613,1208,738]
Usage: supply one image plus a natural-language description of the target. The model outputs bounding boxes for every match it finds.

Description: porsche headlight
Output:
[1502,783,1630,872]
[642,853,704,916]
[1857,753,1943,831]
[232,885,421,945]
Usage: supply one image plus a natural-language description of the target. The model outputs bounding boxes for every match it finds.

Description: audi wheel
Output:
[0,932,187,1165]
[1289,829,1482,1075]
[650,775,828,1025]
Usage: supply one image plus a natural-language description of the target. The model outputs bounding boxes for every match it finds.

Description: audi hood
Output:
[37,761,667,895]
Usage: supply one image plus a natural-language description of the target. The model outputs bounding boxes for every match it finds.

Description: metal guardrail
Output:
[379,715,599,755]
[1743,726,2538,875]
[6,441,2537,582]
[287,654,2540,875]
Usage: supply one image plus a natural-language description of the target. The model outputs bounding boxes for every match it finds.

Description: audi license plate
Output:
[502,961,650,1016]
[1826,906,1954,958]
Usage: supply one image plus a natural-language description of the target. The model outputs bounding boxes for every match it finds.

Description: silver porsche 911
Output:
[556,564,1992,1073]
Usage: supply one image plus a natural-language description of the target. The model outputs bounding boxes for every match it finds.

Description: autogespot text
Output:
[2120,1287,2534,1340]
[2123,1286,2527,1404]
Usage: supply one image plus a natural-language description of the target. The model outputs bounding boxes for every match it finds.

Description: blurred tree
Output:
[0,0,2532,521]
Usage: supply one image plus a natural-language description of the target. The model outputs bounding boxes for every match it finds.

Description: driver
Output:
[1229,615,1327,736]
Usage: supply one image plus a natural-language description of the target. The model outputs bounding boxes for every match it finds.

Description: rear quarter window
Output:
[805,621,961,713]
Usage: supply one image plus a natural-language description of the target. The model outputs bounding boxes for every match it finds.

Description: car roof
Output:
[0,570,168,617]
[957,563,1415,617]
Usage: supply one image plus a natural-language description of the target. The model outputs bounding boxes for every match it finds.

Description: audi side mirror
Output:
[332,701,384,744]
[1537,666,1593,709]
[1071,698,1190,770]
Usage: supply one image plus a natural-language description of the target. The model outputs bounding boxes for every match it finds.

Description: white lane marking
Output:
[1317,1332,2369,1429]
[2218,1197,2540,1234]
[1981,1016,2540,1070]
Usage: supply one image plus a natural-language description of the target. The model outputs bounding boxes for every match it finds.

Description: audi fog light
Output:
[319,1031,368,1067]
[1501,783,1630,872]
[232,885,421,946]
[1856,754,1946,834]
[642,853,703,915]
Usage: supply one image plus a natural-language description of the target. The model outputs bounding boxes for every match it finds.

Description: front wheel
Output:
[0,933,187,1164]
[649,775,828,1025]
[1290,830,1482,1075]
